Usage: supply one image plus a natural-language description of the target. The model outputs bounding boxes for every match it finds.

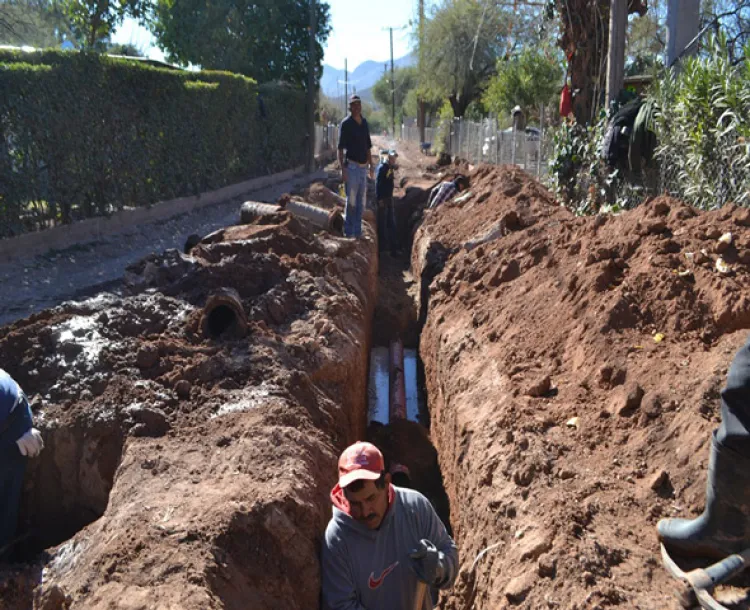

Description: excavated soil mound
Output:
[0,214,378,609]
[413,164,750,609]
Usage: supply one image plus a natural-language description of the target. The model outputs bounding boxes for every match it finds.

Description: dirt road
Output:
[0,171,326,327]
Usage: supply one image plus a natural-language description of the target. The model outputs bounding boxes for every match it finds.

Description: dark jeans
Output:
[377,197,398,253]
[717,334,750,457]
[0,398,32,557]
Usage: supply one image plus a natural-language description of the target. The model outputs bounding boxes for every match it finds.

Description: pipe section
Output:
[389,339,407,420]
[283,200,344,234]
[200,288,248,339]
[367,347,390,425]
[239,201,284,224]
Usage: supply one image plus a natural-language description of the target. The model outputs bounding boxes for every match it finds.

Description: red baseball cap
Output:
[338,441,384,488]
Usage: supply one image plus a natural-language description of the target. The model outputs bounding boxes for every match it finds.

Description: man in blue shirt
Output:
[337,95,373,238]
[375,150,399,255]
[0,369,44,560]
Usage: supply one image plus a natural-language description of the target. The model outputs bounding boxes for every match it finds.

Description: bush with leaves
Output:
[649,34,750,210]
[0,50,306,238]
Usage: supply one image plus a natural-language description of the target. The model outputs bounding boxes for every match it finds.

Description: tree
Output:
[152,0,331,87]
[0,1,77,47]
[627,0,666,72]
[372,66,419,124]
[59,0,148,49]
[552,0,648,125]
[701,0,750,62]
[419,0,514,117]
[483,48,563,119]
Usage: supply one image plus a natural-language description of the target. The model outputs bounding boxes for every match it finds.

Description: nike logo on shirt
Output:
[368,561,400,589]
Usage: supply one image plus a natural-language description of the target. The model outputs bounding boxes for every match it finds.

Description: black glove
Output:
[408,539,447,586]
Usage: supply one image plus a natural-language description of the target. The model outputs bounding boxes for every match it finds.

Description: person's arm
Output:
[413,496,458,589]
[366,124,374,179]
[321,532,368,610]
[338,123,348,183]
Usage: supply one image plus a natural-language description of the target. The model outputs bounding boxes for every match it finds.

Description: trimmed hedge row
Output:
[0,50,307,238]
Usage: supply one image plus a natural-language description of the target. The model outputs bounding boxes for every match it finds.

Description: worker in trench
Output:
[338,94,374,239]
[375,149,400,257]
[658,335,750,559]
[427,175,469,210]
[0,368,44,561]
[321,441,457,609]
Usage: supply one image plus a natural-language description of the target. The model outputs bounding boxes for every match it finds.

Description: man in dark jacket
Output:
[375,150,399,255]
[321,441,458,609]
[0,369,43,560]
[338,95,373,238]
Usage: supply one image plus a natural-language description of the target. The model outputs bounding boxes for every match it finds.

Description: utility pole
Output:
[390,27,396,138]
[417,0,425,144]
[667,0,700,67]
[344,58,348,113]
[605,0,627,106]
[306,0,317,173]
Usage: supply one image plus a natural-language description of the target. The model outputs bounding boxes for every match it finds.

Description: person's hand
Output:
[16,428,44,457]
[342,167,349,184]
[409,539,446,585]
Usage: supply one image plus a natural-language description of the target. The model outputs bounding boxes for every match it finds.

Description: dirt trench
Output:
[412,164,750,609]
[5,151,750,610]
[0,203,380,608]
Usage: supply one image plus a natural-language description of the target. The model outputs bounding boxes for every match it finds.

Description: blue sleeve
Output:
[417,495,458,589]
[0,369,21,427]
[321,530,367,610]
[0,397,33,457]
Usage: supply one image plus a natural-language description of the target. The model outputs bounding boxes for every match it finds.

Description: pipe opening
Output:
[201,288,248,339]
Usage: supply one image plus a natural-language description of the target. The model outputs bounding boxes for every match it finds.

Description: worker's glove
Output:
[16,428,44,457]
[408,539,447,586]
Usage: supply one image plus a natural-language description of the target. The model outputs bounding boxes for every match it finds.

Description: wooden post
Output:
[606,0,628,105]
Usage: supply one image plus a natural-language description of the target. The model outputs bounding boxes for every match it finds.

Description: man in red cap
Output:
[321,441,457,609]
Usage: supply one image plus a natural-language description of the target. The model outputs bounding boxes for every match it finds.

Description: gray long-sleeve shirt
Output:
[321,485,458,610]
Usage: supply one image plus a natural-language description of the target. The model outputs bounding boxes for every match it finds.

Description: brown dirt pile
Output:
[413,164,750,609]
[0,213,378,608]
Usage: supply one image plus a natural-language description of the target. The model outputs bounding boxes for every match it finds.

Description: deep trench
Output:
[0,180,455,610]
[365,190,455,541]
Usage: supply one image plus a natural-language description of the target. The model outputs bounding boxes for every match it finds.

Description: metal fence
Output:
[314,123,339,158]
[401,117,552,177]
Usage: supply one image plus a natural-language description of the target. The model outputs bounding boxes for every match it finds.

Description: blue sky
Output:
[112,0,416,70]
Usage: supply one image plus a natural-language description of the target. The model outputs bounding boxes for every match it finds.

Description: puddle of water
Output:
[404,349,420,423]
[368,347,390,425]
[53,315,105,365]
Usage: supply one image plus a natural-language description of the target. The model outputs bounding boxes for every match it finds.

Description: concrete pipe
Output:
[239,201,283,225]
[389,339,407,420]
[368,347,390,425]
[200,288,248,339]
[283,200,344,235]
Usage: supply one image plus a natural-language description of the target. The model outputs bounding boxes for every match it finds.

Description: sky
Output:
[112,0,417,70]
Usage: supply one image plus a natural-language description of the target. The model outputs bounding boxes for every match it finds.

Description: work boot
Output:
[658,432,750,559]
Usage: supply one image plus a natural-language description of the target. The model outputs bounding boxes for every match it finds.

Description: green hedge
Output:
[0,50,307,238]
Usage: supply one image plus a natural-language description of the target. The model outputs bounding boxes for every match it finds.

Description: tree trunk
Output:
[449,94,471,118]
[556,0,648,125]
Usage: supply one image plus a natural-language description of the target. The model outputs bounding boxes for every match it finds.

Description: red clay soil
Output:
[0,212,378,609]
[413,164,750,609]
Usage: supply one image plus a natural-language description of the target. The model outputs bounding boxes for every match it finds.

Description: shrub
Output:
[0,50,306,237]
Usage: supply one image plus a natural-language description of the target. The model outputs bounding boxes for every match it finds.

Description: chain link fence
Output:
[401,117,552,178]
[314,123,339,158]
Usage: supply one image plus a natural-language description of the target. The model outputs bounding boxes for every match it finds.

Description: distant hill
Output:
[321,52,416,99]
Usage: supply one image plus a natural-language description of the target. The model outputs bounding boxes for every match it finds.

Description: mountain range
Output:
[321,52,416,104]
